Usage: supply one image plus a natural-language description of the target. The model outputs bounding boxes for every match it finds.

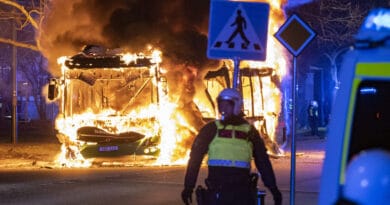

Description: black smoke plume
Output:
[38,0,218,75]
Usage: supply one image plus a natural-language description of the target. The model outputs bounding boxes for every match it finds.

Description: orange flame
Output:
[248,0,288,145]
[53,48,198,167]
[52,0,288,167]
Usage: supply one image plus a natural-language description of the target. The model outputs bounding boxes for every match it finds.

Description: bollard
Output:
[257,190,266,205]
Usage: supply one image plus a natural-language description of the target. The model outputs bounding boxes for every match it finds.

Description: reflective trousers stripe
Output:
[208,159,250,169]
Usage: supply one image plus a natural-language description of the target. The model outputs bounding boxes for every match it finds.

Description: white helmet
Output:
[217,88,243,116]
[311,100,318,107]
[342,149,390,205]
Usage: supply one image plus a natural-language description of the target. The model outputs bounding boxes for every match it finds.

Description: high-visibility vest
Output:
[207,120,253,169]
[309,106,318,117]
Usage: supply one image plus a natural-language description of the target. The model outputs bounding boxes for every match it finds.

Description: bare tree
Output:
[286,0,389,126]
[18,49,49,120]
[0,0,41,51]
[317,1,361,49]
[293,0,379,55]
[0,22,12,118]
[0,0,48,120]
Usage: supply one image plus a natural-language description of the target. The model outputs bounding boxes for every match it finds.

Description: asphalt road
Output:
[0,120,325,205]
[0,141,324,205]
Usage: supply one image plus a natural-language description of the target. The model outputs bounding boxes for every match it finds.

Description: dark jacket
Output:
[184,116,278,190]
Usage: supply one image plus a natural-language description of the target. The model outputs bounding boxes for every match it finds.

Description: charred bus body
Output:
[48,46,164,157]
[203,64,283,156]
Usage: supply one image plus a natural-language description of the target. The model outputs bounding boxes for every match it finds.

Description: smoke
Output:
[37,0,118,74]
[38,0,218,75]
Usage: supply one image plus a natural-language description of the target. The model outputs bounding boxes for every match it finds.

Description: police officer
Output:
[308,100,319,137]
[181,88,282,205]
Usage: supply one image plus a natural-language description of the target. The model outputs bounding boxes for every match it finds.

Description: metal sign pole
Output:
[12,21,18,144]
[274,13,316,205]
[232,57,241,89]
[290,56,297,205]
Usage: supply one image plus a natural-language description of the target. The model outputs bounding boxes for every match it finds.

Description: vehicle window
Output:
[348,80,390,161]
[65,68,155,116]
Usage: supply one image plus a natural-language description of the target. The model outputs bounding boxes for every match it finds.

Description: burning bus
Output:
[47,45,284,167]
[48,45,166,165]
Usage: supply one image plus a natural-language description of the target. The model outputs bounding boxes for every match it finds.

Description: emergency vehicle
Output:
[318,8,390,205]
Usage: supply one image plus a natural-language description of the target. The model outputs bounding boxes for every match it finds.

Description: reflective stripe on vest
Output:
[208,159,251,169]
[207,120,253,169]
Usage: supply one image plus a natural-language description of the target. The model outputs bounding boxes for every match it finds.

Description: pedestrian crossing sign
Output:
[207,1,270,61]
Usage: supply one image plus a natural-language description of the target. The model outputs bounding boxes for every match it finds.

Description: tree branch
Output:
[0,0,39,29]
[0,37,39,51]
